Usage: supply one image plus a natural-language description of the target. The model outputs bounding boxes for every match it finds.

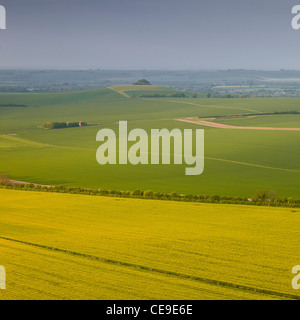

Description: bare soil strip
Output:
[176,119,300,131]
[0,235,299,300]
[8,180,53,188]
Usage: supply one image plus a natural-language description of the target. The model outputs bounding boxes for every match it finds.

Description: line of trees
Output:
[0,104,28,107]
[140,93,167,98]
[140,92,187,98]
[43,121,87,129]
[1,181,299,208]
[206,93,244,98]
[199,110,300,120]
[244,111,300,116]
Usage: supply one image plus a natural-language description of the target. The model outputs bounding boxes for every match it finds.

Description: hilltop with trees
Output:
[132,79,151,85]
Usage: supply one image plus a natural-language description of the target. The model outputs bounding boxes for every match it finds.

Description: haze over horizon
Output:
[0,0,300,70]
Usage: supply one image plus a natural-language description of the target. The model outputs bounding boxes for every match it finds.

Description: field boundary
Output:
[147,98,262,113]
[176,119,300,131]
[0,235,299,300]
[206,156,300,173]
[1,183,300,208]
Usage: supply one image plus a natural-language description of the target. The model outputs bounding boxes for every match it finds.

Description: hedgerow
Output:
[1,182,299,208]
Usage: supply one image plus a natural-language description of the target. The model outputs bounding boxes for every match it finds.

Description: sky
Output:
[0,0,300,70]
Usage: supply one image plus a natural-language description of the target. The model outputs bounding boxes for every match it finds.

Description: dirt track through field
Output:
[176,119,300,131]
[108,87,130,98]
[8,180,53,188]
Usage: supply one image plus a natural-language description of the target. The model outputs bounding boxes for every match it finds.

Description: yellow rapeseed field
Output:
[0,189,299,300]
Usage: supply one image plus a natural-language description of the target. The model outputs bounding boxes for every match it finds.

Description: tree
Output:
[253,190,268,201]
[0,173,12,184]
[253,190,277,202]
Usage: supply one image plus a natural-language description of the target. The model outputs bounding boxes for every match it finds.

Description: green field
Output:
[0,188,299,300]
[0,85,300,198]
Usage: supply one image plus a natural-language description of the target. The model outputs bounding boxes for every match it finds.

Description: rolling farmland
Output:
[1,85,300,300]
[0,86,300,198]
[1,0,300,303]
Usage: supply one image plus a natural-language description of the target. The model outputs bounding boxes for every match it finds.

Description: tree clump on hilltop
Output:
[132,79,151,85]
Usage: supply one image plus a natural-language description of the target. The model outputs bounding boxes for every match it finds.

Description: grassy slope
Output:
[1,189,300,300]
[0,87,300,197]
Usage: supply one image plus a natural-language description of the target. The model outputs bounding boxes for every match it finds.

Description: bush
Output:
[144,190,154,198]
[132,189,143,196]
[170,192,178,198]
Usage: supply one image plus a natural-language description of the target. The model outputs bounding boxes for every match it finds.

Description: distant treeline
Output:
[199,110,300,119]
[141,92,187,98]
[140,93,167,98]
[206,93,244,98]
[0,104,27,107]
[247,111,300,116]
[43,121,87,129]
[1,182,299,208]
[0,86,32,93]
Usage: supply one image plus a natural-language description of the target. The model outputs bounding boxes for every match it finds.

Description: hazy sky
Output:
[0,0,300,69]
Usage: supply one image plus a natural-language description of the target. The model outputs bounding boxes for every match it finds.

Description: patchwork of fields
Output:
[0,189,300,300]
[1,86,300,300]
[0,85,300,198]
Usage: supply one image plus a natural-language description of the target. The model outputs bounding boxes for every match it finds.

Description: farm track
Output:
[107,87,130,98]
[0,235,299,300]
